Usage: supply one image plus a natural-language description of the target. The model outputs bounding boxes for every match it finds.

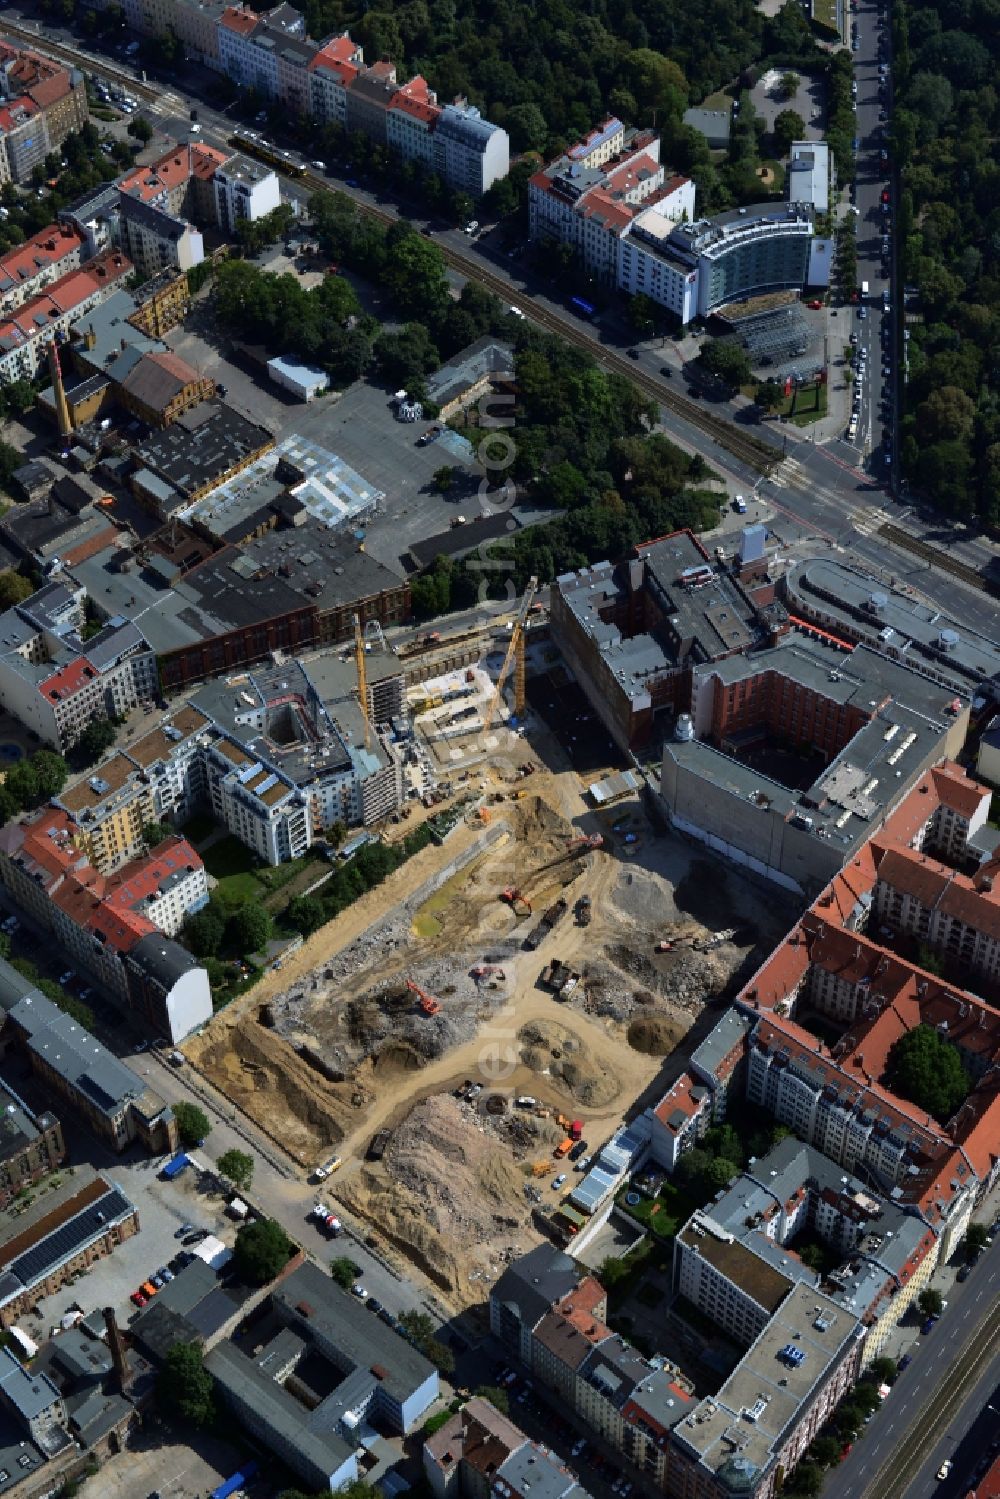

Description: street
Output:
[823,1235,1000,1499]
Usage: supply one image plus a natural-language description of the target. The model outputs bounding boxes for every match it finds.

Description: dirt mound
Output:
[517,1018,621,1108]
[187,1016,357,1162]
[628,1015,684,1055]
[337,1094,539,1303]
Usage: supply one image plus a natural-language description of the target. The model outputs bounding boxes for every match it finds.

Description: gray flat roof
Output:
[9,988,146,1116]
[273,1261,435,1402]
[785,558,1000,689]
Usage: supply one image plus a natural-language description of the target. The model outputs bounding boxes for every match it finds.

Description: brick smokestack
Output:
[102,1306,131,1394]
[47,339,72,441]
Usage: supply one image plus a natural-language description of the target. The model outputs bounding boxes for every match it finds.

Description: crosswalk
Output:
[849,505,885,537]
[767,456,803,490]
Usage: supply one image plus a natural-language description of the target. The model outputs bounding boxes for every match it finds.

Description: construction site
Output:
[184,598,790,1306]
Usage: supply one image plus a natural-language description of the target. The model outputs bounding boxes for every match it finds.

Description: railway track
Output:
[14,19,779,475]
[0,20,161,100]
[293,169,780,475]
[878,522,999,598]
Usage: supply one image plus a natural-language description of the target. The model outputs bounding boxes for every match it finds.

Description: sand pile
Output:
[338,1094,538,1302]
[517,1017,621,1108]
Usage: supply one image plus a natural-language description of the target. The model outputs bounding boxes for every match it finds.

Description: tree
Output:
[142,820,172,848]
[699,338,752,388]
[331,1255,361,1288]
[504,102,549,153]
[963,1223,988,1261]
[217,1149,254,1192]
[432,465,456,494]
[398,1310,455,1374]
[75,718,117,765]
[787,1463,824,1497]
[867,1356,898,1385]
[755,378,784,411]
[772,109,806,158]
[226,904,272,957]
[157,1342,215,1427]
[184,903,226,958]
[885,1025,969,1124]
[808,1434,843,1467]
[173,1101,210,1148]
[29,750,68,801]
[778,71,800,101]
[127,115,153,143]
[917,1288,943,1318]
[0,570,35,608]
[629,293,658,333]
[474,1385,510,1414]
[233,1217,293,1284]
[287,895,326,936]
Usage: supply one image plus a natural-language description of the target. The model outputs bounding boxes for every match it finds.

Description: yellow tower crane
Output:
[353,613,371,751]
[482,577,539,735]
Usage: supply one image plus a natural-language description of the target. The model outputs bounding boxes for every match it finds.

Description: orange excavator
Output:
[566,834,604,851]
[501,887,532,917]
[405,978,442,1016]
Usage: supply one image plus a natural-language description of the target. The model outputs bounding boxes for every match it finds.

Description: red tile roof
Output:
[0,224,83,295]
[40,655,98,704]
[220,5,258,34]
[103,836,202,918]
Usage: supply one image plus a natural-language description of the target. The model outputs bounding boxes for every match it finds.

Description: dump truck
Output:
[368,1130,391,1161]
[554,1137,574,1159]
[574,895,592,926]
[539,959,569,989]
[523,897,569,951]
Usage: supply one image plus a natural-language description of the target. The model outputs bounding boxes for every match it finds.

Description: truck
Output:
[554,1137,574,1159]
[312,1203,343,1236]
[368,1130,391,1161]
[569,1120,584,1141]
[574,895,592,926]
[160,1153,190,1181]
[523,898,569,952]
[861,279,870,299]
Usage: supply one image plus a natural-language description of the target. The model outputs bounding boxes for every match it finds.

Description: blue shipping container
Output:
[210,1462,259,1499]
[161,1153,190,1180]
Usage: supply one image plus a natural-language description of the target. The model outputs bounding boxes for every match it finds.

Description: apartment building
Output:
[308,44,360,125]
[669,1284,863,1499]
[0,223,85,315]
[0,1077,65,1209]
[0,580,157,750]
[673,1137,939,1365]
[648,1072,712,1171]
[0,40,88,186]
[212,151,280,234]
[425,1399,593,1499]
[0,249,133,383]
[0,810,211,1041]
[123,0,227,67]
[530,119,694,284]
[433,100,509,197]
[387,78,441,173]
[128,267,193,338]
[0,1165,137,1327]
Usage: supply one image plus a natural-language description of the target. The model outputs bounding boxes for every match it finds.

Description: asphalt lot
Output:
[78,1426,244,1499]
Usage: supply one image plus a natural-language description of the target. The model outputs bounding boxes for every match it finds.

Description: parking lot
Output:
[14,1151,235,1340]
[78,1426,243,1499]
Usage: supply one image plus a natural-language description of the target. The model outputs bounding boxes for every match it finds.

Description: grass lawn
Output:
[202,835,265,907]
[812,0,841,33]
[780,382,828,425]
[617,1181,697,1240]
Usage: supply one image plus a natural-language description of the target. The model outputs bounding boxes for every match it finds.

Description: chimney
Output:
[102,1306,131,1395]
[83,327,96,352]
[47,339,72,440]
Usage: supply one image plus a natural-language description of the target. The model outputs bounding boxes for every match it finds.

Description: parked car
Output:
[156,1266,173,1283]
[352,1283,368,1300]
[366,1298,384,1314]
[130,1290,147,1308]
[937,1460,953,1481]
